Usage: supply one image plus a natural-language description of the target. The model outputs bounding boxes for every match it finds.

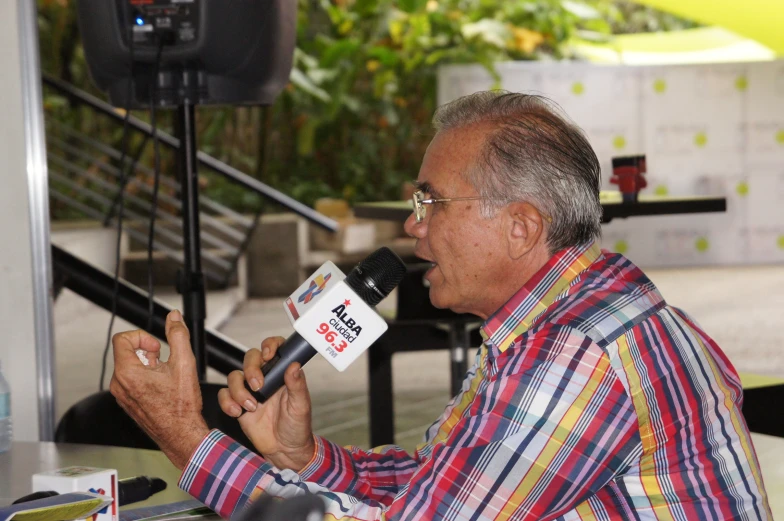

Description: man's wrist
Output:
[293,436,317,473]
[265,437,316,472]
[162,419,211,470]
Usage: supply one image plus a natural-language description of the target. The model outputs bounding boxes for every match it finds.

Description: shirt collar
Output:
[480,241,602,353]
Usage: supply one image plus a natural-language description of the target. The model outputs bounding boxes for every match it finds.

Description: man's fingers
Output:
[165,310,193,365]
[227,370,258,413]
[136,349,160,369]
[240,337,286,391]
[108,375,123,400]
[260,336,285,361]
[113,330,161,365]
[109,375,135,410]
[243,348,264,392]
[283,363,311,416]
[217,387,244,418]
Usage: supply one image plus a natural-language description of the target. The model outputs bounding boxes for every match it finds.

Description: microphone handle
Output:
[245,332,318,403]
[117,476,167,506]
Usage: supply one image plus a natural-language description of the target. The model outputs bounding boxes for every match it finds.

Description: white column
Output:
[0,0,56,441]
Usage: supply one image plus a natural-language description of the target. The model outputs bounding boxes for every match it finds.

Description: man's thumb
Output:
[283,363,311,412]
[165,310,192,363]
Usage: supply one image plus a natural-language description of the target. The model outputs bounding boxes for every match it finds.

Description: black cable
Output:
[99,24,135,391]
[103,132,151,227]
[146,38,166,332]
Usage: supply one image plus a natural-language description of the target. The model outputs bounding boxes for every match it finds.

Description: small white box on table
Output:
[32,466,118,521]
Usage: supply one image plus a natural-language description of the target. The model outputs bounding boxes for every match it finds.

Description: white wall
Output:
[0,1,55,441]
[51,224,127,274]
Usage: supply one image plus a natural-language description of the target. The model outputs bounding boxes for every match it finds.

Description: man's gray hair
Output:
[432,91,603,253]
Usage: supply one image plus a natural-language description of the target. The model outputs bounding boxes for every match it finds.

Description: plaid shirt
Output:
[180,242,771,520]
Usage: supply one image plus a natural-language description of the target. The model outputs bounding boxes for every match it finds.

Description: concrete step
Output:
[121,248,243,289]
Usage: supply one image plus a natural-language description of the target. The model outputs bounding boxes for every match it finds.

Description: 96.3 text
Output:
[316,322,348,358]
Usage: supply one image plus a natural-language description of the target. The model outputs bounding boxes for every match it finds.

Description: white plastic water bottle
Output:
[0,360,11,453]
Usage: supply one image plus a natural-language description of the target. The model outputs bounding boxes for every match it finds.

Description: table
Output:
[354,193,727,224]
[2,438,780,517]
[0,442,189,508]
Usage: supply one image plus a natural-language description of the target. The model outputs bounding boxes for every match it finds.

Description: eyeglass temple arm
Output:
[421,196,553,223]
[422,196,482,204]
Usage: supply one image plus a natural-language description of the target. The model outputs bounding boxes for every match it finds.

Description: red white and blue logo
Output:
[298,273,332,304]
[88,488,109,521]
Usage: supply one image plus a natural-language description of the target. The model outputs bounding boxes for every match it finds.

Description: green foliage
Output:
[238,0,594,207]
[39,0,698,214]
[594,0,699,34]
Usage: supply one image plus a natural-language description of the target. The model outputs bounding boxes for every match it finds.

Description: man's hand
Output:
[110,310,210,470]
[217,337,315,472]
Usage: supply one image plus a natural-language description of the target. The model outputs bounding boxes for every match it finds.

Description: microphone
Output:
[245,247,406,403]
[16,476,167,507]
[117,475,167,506]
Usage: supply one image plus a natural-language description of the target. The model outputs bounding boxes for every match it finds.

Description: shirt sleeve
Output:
[179,429,427,520]
[181,330,641,520]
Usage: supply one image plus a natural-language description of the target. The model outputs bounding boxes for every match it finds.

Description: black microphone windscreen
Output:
[345,247,406,307]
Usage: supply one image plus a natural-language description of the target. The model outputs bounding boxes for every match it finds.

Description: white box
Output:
[310,217,377,255]
[33,467,118,521]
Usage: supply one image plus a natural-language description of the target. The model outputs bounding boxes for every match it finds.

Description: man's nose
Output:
[404,211,426,239]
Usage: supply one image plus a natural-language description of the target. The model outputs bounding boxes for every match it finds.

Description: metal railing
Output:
[43,73,338,287]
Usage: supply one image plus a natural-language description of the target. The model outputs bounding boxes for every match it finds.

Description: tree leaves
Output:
[289,69,331,103]
[397,0,429,14]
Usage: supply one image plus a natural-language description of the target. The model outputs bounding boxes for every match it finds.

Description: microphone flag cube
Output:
[282,261,389,372]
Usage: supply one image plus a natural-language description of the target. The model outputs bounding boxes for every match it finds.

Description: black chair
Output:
[742,384,784,438]
[55,383,258,453]
[367,263,483,446]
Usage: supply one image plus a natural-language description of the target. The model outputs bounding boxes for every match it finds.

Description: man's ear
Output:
[506,202,546,260]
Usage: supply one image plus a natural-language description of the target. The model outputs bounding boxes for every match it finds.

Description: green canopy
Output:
[632,0,784,55]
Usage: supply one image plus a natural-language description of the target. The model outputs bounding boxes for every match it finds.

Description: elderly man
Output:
[111,91,770,520]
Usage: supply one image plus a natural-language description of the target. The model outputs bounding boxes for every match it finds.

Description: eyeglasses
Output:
[411,189,553,224]
[412,190,484,223]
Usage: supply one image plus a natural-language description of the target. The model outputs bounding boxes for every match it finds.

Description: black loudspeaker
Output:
[76,0,297,108]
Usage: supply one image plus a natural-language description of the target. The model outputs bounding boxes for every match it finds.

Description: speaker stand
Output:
[174,102,207,380]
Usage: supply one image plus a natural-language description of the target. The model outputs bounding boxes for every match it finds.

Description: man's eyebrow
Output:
[413,181,443,198]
